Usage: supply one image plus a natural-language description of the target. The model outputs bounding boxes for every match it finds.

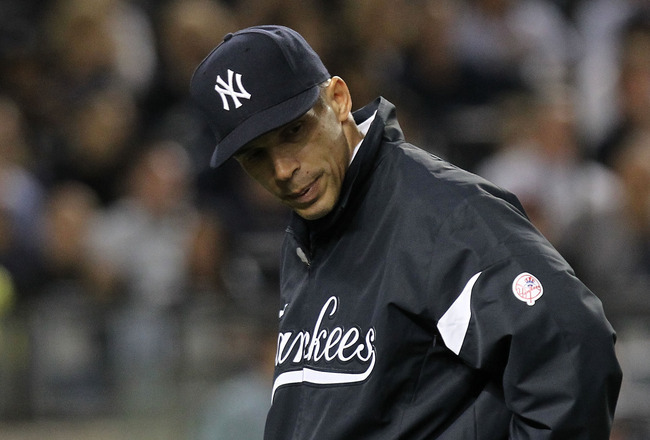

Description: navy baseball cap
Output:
[190,25,331,168]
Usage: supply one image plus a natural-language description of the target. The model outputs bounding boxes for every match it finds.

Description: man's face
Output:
[235,96,353,220]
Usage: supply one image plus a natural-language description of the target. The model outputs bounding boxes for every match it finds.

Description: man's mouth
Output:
[289,186,310,199]
[286,176,320,204]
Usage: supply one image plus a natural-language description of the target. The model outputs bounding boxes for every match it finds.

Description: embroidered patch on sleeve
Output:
[512,272,544,306]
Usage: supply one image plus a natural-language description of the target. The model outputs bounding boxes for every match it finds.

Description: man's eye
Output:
[285,122,303,139]
[238,147,265,163]
[247,149,265,160]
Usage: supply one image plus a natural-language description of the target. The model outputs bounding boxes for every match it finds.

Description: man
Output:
[190,25,622,439]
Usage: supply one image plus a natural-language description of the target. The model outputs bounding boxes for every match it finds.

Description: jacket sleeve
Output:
[435,196,622,439]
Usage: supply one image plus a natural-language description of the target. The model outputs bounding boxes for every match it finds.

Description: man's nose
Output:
[271,149,299,181]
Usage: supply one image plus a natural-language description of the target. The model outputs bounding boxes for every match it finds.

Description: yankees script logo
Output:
[272,296,376,401]
[214,69,251,110]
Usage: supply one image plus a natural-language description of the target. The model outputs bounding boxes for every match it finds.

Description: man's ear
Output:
[326,76,353,122]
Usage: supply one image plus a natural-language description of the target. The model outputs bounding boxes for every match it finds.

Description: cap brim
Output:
[210,86,321,168]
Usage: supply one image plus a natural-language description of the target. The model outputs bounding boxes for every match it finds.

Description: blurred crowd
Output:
[0,0,649,438]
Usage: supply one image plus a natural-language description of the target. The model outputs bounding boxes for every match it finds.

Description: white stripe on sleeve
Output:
[437,272,481,355]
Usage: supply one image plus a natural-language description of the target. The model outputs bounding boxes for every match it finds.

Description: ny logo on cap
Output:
[214,69,251,111]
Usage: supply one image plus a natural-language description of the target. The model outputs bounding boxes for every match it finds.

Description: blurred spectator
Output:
[179,207,245,383]
[153,0,237,104]
[0,264,24,418]
[84,140,200,413]
[591,7,650,167]
[0,6,56,160]
[560,129,650,332]
[235,0,327,55]
[0,266,15,316]
[86,140,198,308]
[42,0,156,98]
[142,0,238,170]
[42,85,140,206]
[558,128,650,436]
[378,0,580,170]
[33,182,101,300]
[192,316,275,440]
[0,95,45,300]
[27,182,109,417]
[390,0,472,161]
[186,208,229,298]
[572,0,635,150]
[0,94,36,419]
[105,0,158,95]
[477,85,621,245]
[448,0,578,169]
[452,0,577,94]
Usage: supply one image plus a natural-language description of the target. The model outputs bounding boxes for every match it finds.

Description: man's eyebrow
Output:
[281,110,311,128]
[238,108,316,155]
[236,142,263,157]
[239,126,280,154]
[235,138,264,157]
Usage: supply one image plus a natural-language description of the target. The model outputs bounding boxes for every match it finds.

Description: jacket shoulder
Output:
[378,142,526,221]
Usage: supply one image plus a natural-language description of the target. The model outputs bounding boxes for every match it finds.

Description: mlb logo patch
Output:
[512,272,544,306]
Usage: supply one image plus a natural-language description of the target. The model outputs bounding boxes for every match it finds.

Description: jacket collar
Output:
[288,97,401,239]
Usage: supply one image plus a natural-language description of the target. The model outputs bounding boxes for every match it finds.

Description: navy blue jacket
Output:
[264,97,622,439]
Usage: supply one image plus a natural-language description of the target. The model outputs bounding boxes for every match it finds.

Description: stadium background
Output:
[0,0,649,438]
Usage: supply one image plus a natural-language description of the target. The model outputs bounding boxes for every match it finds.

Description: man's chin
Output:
[294,201,334,221]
